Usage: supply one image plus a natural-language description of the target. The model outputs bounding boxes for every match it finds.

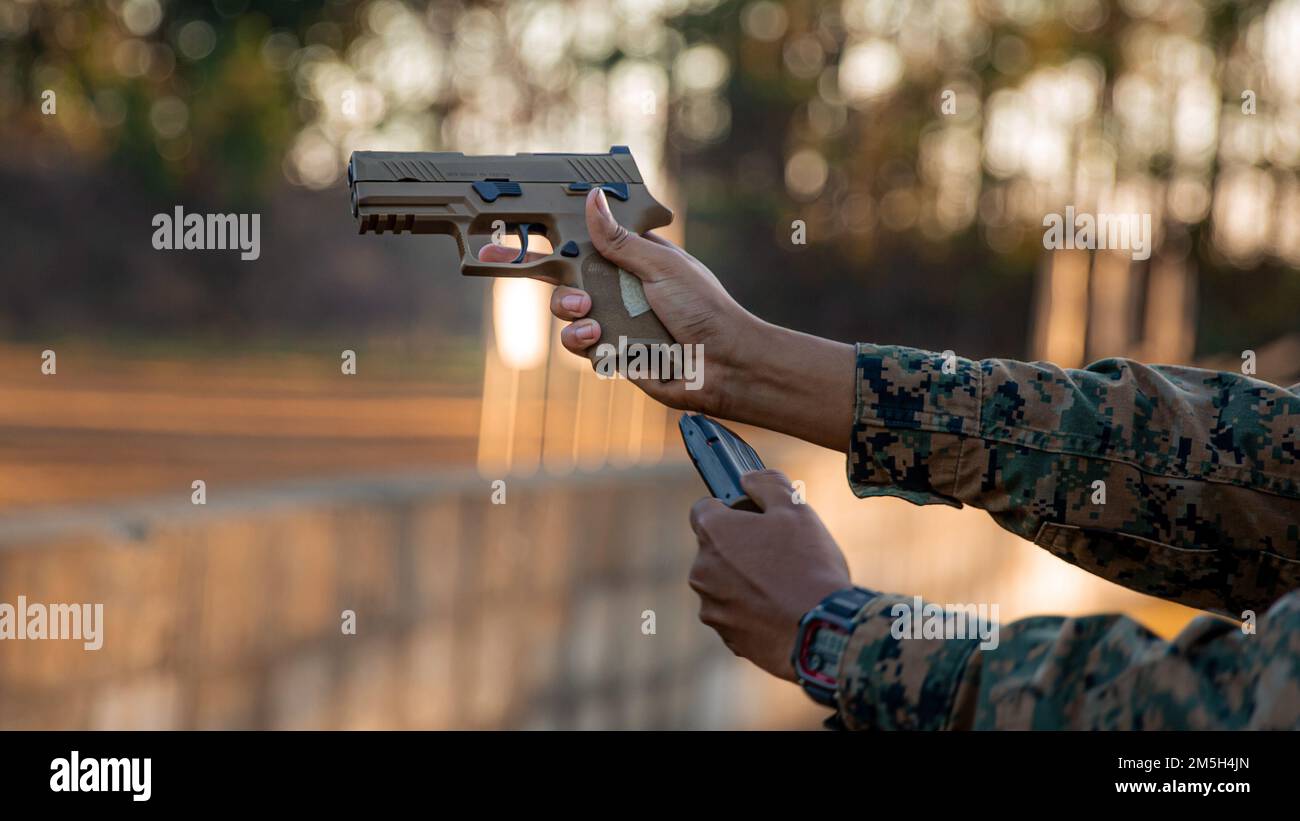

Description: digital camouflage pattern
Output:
[835,590,1300,729]
[838,343,1300,729]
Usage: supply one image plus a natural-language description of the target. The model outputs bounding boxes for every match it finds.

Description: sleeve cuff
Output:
[834,593,982,730]
[846,343,982,508]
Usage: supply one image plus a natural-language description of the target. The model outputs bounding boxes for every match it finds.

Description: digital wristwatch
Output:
[791,586,877,707]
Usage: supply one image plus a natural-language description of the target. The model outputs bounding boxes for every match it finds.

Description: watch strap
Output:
[793,585,878,708]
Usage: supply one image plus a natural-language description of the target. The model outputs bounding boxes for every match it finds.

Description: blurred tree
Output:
[0,0,1296,364]
[673,0,1300,359]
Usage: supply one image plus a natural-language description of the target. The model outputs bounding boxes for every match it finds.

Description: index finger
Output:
[477,242,561,285]
[738,469,797,513]
[477,243,549,265]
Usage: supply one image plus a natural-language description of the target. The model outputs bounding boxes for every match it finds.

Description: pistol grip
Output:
[568,246,676,363]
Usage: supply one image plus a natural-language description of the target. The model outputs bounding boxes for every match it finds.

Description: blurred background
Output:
[0,0,1297,729]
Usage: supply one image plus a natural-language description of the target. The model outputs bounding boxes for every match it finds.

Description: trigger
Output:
[512,223,545,264]
[511,224,530,263]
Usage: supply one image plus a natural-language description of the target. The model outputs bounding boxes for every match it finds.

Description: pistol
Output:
[347,146,676,357]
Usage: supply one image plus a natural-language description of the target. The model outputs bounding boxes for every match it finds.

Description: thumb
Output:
[586,188,681,282]
[739,469,798,513]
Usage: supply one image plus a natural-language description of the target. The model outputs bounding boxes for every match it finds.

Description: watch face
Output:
[798,620,849,687]
[810,626,849,666]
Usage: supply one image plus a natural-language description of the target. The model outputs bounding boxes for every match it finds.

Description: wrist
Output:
[792,585,878,707]
[710,320,856,451]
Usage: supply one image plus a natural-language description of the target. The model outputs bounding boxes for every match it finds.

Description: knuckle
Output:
[606,223,631,252]
[697,602,720,629]
[688,551,717,590]
[689,500,715,532]
[687,566,706,594]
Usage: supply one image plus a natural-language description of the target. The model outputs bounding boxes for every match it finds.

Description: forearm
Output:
[846,343,1300,614]
[716,320,856,452]
[836,589,1300,730]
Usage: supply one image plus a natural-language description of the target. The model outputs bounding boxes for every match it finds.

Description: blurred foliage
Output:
[4,0,349,201]
[0,0,1296,357]
[672,0,1300,352]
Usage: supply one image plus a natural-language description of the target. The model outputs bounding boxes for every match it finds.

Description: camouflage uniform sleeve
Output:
[848,344,1300,616]
[836,590,1300,730]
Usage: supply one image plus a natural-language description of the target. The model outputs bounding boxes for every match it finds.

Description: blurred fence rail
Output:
[0,439,1208,731]
[0,465,777,730]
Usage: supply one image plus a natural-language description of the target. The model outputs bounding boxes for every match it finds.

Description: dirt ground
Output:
[0,342,483,511]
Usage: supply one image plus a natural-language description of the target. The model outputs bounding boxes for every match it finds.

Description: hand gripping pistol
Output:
[347,146,676,359]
